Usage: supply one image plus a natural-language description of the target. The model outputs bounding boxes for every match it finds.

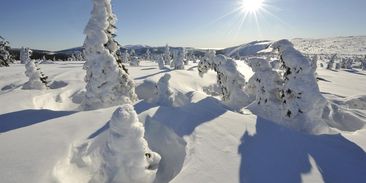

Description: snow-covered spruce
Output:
[198,50,216,77]
[82,0,137,110]
[0,36,13,67]
[182,48,189,65]
[130,56,140,66]
[20,47,31,64]
[22,48,49,90]
[130,49,136,57]
[199,54,252,111]
[55,104,161,183]
[147,74,189,107]
[145,49,151,60]
[171,48,185,70]
[310,54,318,72]
[163,44,171,65]
[245,58,282,117]
[326,54,336,70]
[362,56,366,70]
[271,39,328,133]
[157,55,165,70]
[104,2,124,69]
[122,50,129,63]
[345,58,353,69]
[150,74,174,106]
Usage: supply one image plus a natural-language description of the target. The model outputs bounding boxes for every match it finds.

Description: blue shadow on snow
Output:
[238,117,366,183]
[0,109,76,133]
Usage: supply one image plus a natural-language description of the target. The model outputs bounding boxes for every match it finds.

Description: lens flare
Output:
[240,0,264,13]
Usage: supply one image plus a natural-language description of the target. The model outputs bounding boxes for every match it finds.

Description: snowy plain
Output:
[0,59,366,183]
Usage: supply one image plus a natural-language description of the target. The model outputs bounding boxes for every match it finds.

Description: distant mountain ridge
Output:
[11,36,366,60]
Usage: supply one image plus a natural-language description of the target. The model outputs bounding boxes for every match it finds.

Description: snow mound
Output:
[53,104,161,183]
[322,102,366,132]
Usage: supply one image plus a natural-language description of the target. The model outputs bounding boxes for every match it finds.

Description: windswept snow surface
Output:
[0,60,366,183]
[292,36,366,55]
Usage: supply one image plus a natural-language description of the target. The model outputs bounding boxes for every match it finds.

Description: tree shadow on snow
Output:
[344,69,366,76]
[89,97,227,139]
[134,69,171,80]
[238,117,366,183]
[0,109,77,133]
[150,96,227,137]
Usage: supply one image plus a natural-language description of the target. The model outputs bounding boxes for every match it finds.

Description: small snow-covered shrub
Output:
[122,50,129,63]
[335,63,341,70]
[0,36,13,67]
[326,54,336,70]
[149,74,189,107]
[54,104,161,183]
[345,58,353,69]
[157,55,165,70]
[171,48,185,70]
[271,39,328,133]
[362,56,366,70]
[164,44,171,65]
[82,0,137,110]
[198,53,252,111]
[145,49,151,60]
[22,48,49,90]
[20,47,31,64]
[130,56,140,66]
[310,55,318,72]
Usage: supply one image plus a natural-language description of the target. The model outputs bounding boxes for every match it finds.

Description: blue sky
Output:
[0,0,365,50]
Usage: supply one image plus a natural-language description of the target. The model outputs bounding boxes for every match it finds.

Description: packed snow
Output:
[1,53,366,182]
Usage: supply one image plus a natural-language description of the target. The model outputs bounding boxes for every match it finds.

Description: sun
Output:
[240,0,265,13]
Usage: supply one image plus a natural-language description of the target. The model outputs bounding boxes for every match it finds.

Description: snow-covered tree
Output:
[163,44,171,65]
[340,58,347,69]
[310,55,318,72]
[122,50,129,63]
[130,56,140,66]
[198,50,216,77]
[65,104,161,183]
[82,0,137,110]
[68,54,76,61]
[271,39,327,132]
[245,58,282,116]
[145,49,151,60]
[157,55,165,70]
[345,58,353,69]
[20,47,31,65]
[362,56,366,70]
[335,63,341,70]
[75,51,85,61]
[326,54,336,70]
[130,49,136,57]
[199,54,252,111]
[22,48,49,90]
[150,74,174,106]
[171,48,185,70]
[182,48,189,65]
[0,36,13,67]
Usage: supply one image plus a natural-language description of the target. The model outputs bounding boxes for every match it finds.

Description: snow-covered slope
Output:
[0,60,366,183]
[292,36,366,55]
[218,40,272,57]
